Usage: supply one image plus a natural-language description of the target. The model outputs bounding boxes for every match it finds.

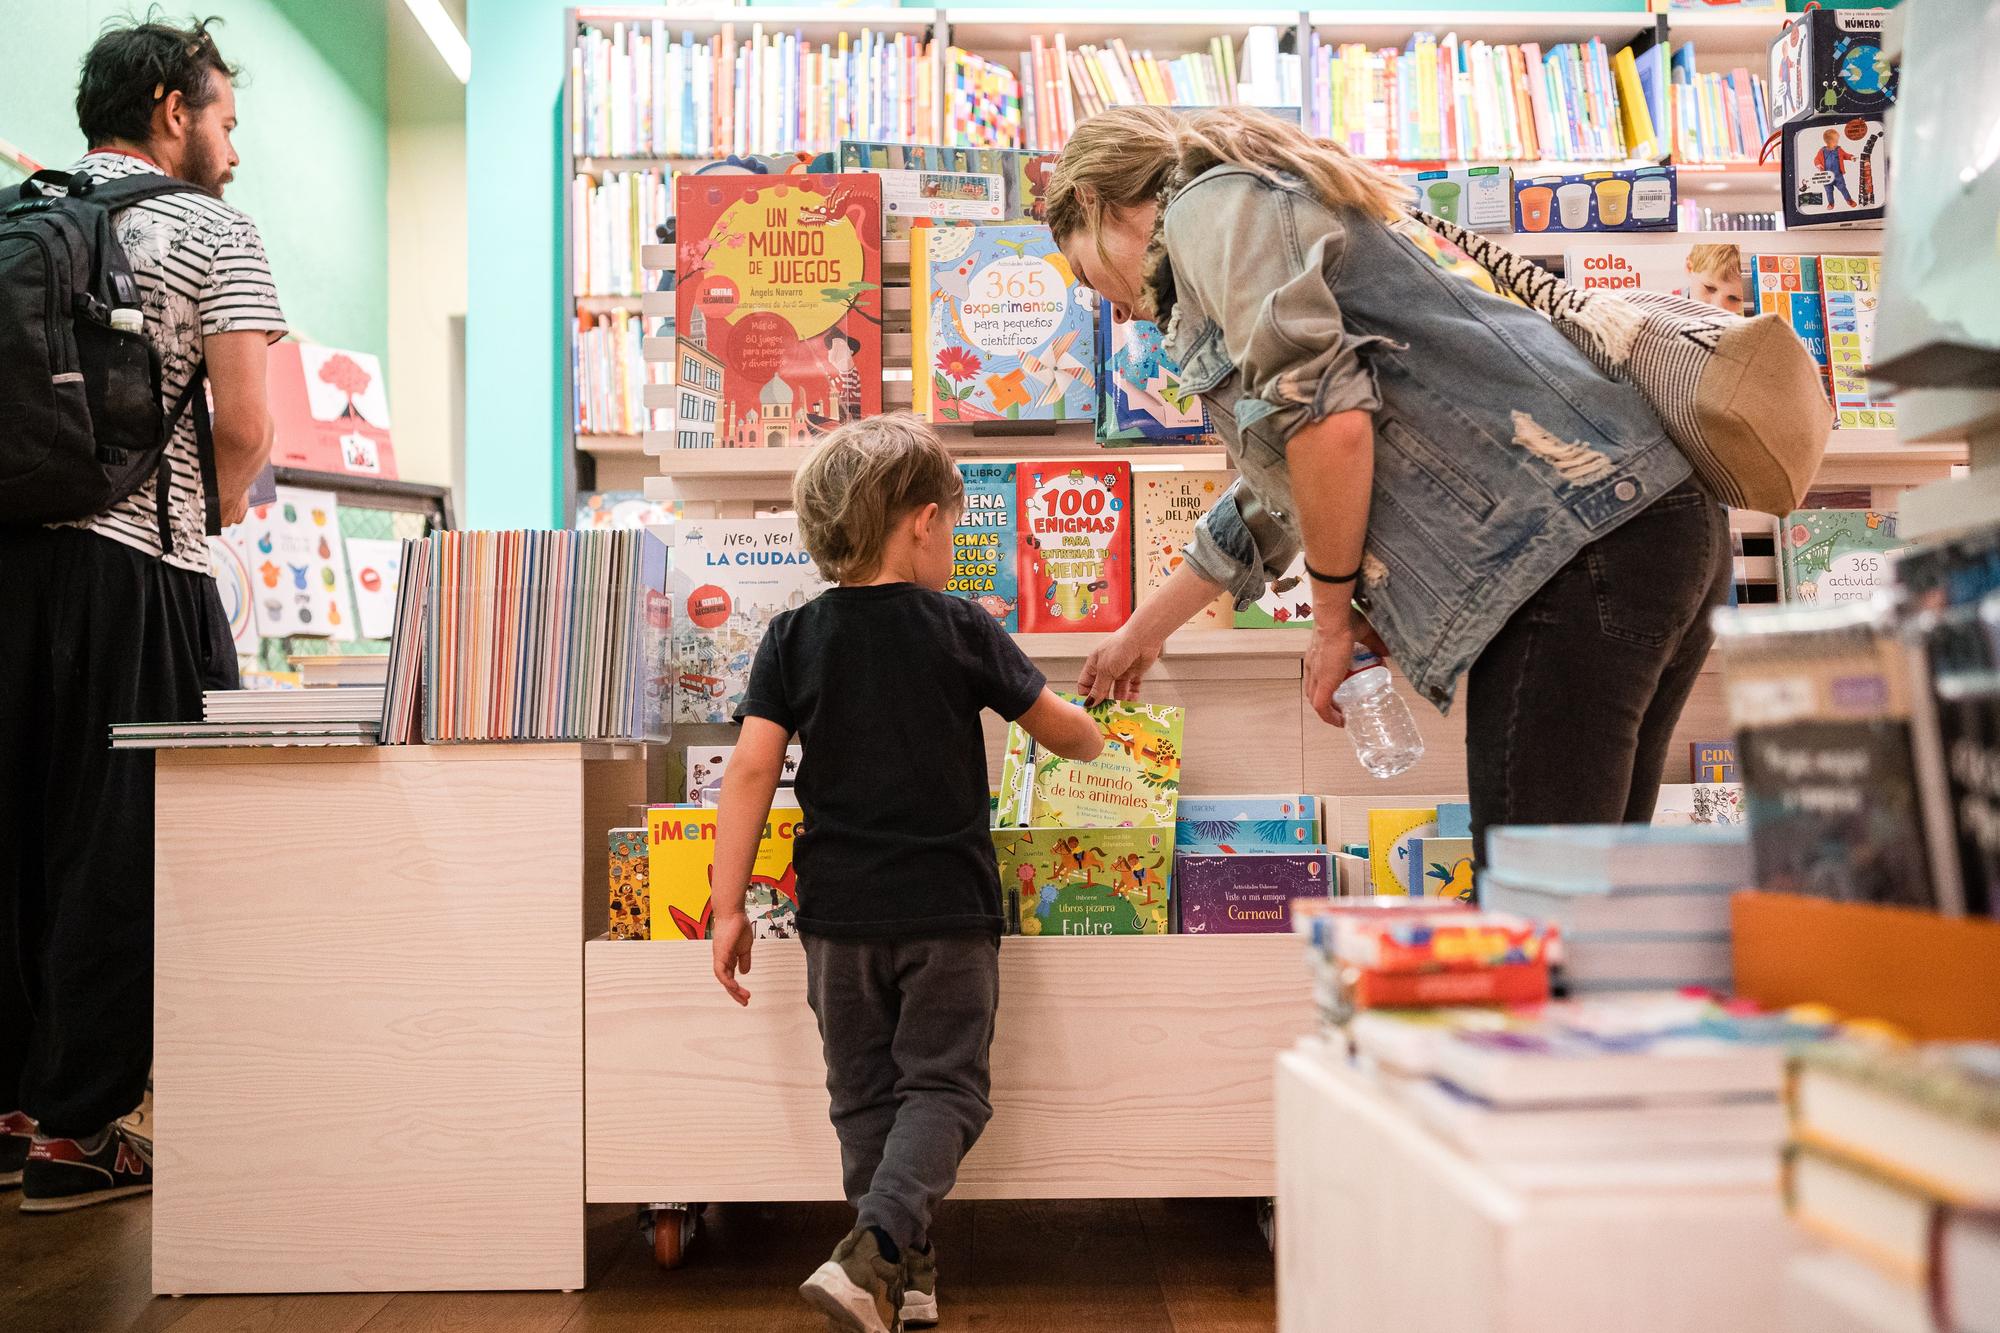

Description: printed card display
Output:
[236,486,358,640]
[1564,240,1748,315]
[1820,256,1895,428]
[1176,851,1331,934]
[994,827,1172,936]
[997,697,1185,829]
[648,807,803,941]
[1783,115,1888,229]
[670,518,830,723]
[1017,461,1132,633]
[1369,806,1439,895]
[266,342,399,479]
[342,537,404,639]
[1236,553,1314,629]
[1412,836,1476,901]
[1135,472,1234,629]
[676,174,883,445]
[684,743,803,804]
[949,462,1019,629]
[870,168,1004,238]
[921,223,1095,424]
[1652,783,1748,826]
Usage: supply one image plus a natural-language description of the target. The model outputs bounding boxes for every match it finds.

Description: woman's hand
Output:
[1303,609,1387,728]
[1077,625,1164,704]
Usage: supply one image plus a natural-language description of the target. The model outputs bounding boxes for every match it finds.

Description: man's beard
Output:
[181,135,230,195]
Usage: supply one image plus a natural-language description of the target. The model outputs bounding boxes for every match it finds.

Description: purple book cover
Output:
[1175,851,1332,934]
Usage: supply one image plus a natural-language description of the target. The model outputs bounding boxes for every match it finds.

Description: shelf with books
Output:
[1663,8,1793,62]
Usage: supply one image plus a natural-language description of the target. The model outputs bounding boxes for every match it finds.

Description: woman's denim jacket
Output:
[1161,165,1693,710]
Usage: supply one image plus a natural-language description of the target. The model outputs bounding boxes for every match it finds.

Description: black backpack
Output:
[0,168,214,555]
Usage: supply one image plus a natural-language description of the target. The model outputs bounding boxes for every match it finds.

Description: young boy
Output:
[1681,243,1746,316]
[708,414,1103,1332]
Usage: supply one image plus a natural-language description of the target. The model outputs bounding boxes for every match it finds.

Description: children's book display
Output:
[916,222,1095,425]
[1750,254,1831,401]
[1367,806,1441,896]
[684,743,803,804]
[645,806,803,941]
[1767,7,1899,126]
[576,492,678,530]
[994,697,1185,934]
[1016,460,1132,633]
[1325,907,1561,1009]
[1819,255,1895,428]
[1236,555,1313,629]
[1176,851,1332,934]
[1134,472,1233,630]
[266,344,399,480]
[416,529,673,744]
[607,828,650,940]
[1096,318,1208,443]
[1778,509,1901,605]
[838,141,1055,224]
[342,537,404,640]
[669,517,829,724]
[236,486,360,640]
[675,173,883,445]
[1404,167,1514,233]
[1781,114,1889,229]
[1664,47,1771,166]
[1175,795,1319,852]
[948,462,1019,629]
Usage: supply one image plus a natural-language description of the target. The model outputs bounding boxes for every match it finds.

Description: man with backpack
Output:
[0,16,286,1212]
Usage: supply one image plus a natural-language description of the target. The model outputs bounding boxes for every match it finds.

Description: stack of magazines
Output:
[111,683,385,750]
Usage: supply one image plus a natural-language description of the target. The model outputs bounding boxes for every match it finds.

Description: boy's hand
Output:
[711,912,754,1006]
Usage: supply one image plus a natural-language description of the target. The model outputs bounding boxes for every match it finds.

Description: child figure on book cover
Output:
[706,414,1102,1333]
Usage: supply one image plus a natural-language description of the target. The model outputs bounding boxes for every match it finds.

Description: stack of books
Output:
[1346,993,1831,1192]
[1321,908,1560,1010]
[1480,824,1754,994]
[111,681,386,751]
[1785,1040,2000,1331]
[1667,46,1771,165]
[573,308,664,437]
[992,698,1185,936]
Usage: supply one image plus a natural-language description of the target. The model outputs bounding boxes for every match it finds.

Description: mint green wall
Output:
[0,1,388,361]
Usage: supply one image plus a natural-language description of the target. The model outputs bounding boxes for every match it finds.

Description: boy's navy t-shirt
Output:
[736,583,1045,938]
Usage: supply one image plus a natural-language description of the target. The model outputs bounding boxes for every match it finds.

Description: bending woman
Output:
[1048,106,1730,859]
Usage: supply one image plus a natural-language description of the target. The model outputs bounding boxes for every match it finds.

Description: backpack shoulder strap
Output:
[80,173,211,212]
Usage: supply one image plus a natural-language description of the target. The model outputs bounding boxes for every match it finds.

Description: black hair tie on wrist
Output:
[1304,558,1362,586]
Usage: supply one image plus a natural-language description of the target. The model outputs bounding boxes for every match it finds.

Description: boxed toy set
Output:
[1513,166,1676,234]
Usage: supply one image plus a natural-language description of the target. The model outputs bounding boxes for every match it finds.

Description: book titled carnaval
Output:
[675,174,883,446]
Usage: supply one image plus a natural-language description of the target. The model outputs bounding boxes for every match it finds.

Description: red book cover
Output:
[1349,962,1551,1010]
[1016,460,1132,633]
[676,173,882,446]
[265,341,399,479]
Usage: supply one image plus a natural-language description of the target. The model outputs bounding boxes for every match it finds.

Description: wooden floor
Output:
[0,1193,1275,1332]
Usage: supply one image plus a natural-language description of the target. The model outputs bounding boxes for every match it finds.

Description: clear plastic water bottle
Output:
[1334,646,1424,778]
[110,308,143,334]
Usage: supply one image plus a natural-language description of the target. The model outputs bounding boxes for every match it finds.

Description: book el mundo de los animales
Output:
[996,697,1184,830]
[675,173,883,446]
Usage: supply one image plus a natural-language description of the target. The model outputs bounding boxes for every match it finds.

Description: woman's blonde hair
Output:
[792,412,964,583]
[1046,105,1410,260]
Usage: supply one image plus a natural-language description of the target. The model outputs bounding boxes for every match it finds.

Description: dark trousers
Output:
[803,932,1000,1252]
[0,527,217,1136]
[1465,481,1734,865]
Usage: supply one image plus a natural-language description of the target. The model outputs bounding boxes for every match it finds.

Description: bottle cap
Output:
[110,308,143,334]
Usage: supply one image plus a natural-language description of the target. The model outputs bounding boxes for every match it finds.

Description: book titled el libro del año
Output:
[676,173,883,446]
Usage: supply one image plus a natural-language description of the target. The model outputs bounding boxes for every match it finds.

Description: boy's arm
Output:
[710,716,790,1005]
[1016,688,1106,762]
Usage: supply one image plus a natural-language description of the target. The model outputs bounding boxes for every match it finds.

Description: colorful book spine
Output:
[607,828,650,939]
[1690,738,1741,783]
[1175,795,1319,850]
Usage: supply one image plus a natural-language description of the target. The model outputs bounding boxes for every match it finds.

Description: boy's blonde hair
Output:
[1046,105,1411,266]
[1686,243,1742,284]
[793,413,964,584]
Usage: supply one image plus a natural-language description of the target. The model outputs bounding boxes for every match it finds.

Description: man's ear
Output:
[154,88,189,145]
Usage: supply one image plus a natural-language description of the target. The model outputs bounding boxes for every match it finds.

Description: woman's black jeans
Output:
[1464,479,1735,866]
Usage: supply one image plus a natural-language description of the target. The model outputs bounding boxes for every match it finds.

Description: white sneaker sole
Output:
[799,1259,895,1333]
[902,1290,939,1326]
[18,1182,152,1214]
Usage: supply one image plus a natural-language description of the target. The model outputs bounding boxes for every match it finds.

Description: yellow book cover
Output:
[1367,807,1439,896]
[1613,47,1659,160]
[647,806,803,940]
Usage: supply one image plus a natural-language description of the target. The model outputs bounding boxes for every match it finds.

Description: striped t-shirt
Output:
[59,151,288,573]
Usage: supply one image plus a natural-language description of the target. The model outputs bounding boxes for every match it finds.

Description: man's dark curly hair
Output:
[76,12,238,148]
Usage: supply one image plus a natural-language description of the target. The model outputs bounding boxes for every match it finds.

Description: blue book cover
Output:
[1104,317,1208,442]
[1175,795,1319,851]
[923,223,1095,424]
[950,462,1018,630]
[1435,802,1472,839]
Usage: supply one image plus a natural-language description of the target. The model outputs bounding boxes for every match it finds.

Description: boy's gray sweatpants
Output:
[803,932,1000,1251]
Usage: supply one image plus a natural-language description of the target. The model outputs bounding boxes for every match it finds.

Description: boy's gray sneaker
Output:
[901,1243,938,1327]
[800,1227,905,1333]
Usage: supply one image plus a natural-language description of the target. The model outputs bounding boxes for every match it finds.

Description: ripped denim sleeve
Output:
[1184,480,1303,612]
